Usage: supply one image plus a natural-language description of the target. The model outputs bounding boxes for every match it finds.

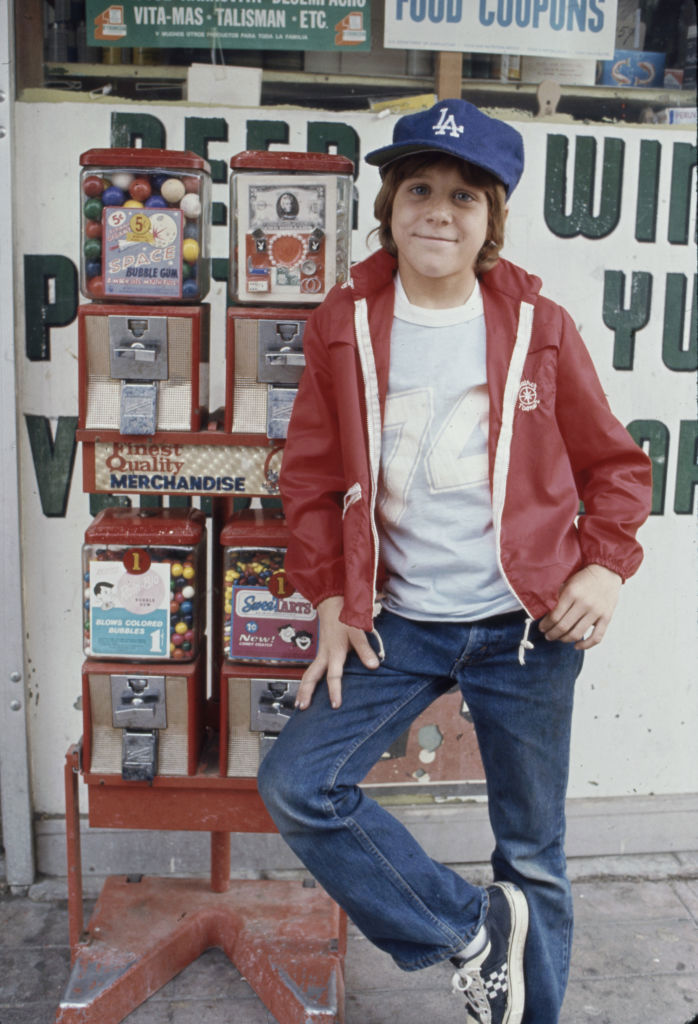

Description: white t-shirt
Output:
[376,275,521,621]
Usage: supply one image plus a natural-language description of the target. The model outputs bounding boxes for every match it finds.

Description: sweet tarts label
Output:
[89,559,171,658]
[231,585,318,663]
[104,206,183,298]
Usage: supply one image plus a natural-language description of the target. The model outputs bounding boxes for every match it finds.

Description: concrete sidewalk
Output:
[1,852,697,1024]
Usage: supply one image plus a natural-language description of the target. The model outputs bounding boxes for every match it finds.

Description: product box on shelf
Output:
[78,302,210,435]
[229,150,353,305]
[82,652,206,781]
[224,305,310,441]
[220,509,318,666]
[82,507,206,662]
[79,148,211,303]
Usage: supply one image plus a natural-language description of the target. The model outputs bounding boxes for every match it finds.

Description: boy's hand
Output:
[539,564,622,650]
[295,595,380,710]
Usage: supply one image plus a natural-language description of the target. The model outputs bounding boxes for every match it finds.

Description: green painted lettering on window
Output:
[626,419,668,515]
[675,420,698,514]
[212,258,229,283]
[544,135,623,239]
[668,142,697,245]
[245,121,288,152]
[307,122,360,176]
[635,140,660,243]
[24,255,78,362]
[24,416,78,518]
[185,117,229,227]
[110,113,166,148]
[603,270,652,370]
[662,274,697,372]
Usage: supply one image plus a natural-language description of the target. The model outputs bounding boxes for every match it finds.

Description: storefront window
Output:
[15,0,697,121]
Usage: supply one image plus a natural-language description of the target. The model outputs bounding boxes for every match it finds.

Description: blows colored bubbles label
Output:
[88,559,171,659]
[103,206,184,299]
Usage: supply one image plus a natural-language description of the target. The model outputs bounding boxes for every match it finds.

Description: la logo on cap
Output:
[432,107,464,139]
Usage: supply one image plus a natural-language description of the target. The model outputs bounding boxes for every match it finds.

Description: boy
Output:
[258,99,652,1024]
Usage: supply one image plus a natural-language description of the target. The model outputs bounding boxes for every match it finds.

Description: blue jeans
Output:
[258,608,584,1024]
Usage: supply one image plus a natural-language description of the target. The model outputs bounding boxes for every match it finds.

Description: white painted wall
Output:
[13,100,697,816]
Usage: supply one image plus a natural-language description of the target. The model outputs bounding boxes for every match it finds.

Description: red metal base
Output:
[55,875,346,1024]
[59,745,346,1024]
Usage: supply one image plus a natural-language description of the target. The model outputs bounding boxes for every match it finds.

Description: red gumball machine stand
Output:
[57,743,347,1024]
[62,143,355,1024]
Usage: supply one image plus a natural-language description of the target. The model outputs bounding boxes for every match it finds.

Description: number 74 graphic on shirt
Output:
[378,384,490,525]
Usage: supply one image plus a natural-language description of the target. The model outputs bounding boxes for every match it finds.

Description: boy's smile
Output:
[390,161,490,308]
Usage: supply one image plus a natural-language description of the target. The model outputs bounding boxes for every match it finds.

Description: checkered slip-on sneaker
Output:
[450,882,528,1024]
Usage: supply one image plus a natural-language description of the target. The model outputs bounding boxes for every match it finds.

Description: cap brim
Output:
[364,142,455,171]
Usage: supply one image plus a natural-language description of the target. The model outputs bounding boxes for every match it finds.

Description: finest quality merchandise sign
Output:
[384,0,617,58]
[87,0,370,52]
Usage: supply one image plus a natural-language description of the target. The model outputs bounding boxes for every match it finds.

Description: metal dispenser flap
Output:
[109,316,169,381]
[257,320,306,385]
[111,674,167,730]
[120,382,158,435]
[121,730,159,782]
[250,678,301,734]
[266,386,298,440]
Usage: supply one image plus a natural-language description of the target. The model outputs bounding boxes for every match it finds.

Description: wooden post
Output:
[14,0,45,94]
[435,52,463,100]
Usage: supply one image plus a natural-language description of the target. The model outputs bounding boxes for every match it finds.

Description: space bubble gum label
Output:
[103,206,184,298]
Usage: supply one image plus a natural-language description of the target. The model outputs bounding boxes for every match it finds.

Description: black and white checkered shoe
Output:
[450,882,528,1024]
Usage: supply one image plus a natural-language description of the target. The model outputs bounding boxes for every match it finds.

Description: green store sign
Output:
[87,0,371,51]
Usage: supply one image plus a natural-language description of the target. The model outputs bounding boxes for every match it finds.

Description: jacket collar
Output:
[348,249,543,307]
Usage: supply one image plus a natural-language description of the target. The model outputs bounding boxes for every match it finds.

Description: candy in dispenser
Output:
[229,151,353,305]
[79,149,212,303]
[221,510,318,665]
[82,507,206,662]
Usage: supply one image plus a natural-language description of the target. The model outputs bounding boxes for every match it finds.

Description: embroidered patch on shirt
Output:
[518,380,540,412]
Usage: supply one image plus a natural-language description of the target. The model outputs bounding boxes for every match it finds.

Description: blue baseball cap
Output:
[365,98,524,198]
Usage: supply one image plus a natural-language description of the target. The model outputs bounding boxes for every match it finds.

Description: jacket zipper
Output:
[353,297,382,618]
[491,299,536,624]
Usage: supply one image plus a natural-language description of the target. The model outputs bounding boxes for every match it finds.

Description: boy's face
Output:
[390,161,489,306]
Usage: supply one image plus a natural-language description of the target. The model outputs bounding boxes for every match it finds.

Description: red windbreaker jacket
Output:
[279,249,652,632]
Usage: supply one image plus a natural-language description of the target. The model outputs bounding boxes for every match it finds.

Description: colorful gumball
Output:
[129,176,152,202]
[182,238,199,264]
[101,185,126,206]
[180,193,202,219]
[160,177,186,204]
[84,197,103,221]
[82,174,105,197]
[111,172,134,190]
[84,238,102,261]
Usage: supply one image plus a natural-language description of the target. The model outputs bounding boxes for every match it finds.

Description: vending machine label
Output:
[89,558,171,658]
[103,206,184,298]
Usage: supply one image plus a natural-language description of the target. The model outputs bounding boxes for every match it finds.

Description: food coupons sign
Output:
[384,0,618,59]
[87,0,370,52]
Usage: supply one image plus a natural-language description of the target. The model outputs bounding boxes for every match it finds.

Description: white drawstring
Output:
[518,616,535,666]
[342,482,362,519]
